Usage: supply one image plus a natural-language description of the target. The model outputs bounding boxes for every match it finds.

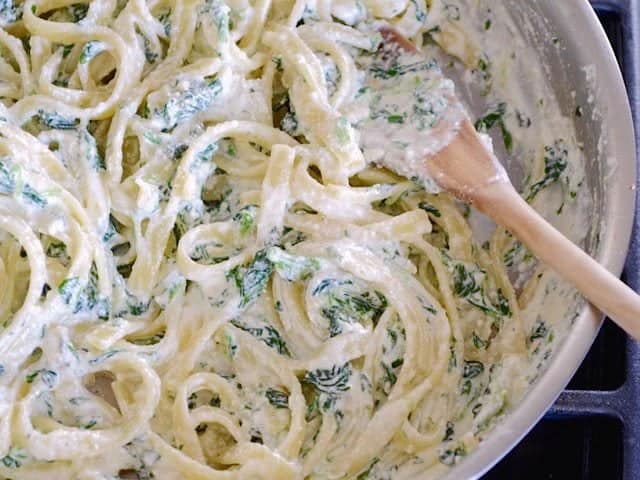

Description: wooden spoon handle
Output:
[475,181,640,339]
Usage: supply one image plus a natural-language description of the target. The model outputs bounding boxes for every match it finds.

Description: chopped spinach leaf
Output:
[1,447,27,469]
[418,202,441,217]
[463,360,484,379]
[199,0,230,41]
[0,0,22,25]
[503,240,522,268]
[472,332,488,350]
[224,331,237,358]
[321,287,388,337]
[391,358,403,369]
[84,419,97,429]
[189,242,228,265]
[58,264,109,319]
[88,349,120,364]
[526,139,569,202]
[158,77,222,130]
[409,0,426,21]
[61,44,73,58]
[529,319,549,343]
[496,288,511,317]
[448,341,457,372]
[303,363,352,411]
[197,143,218,164]
[231,320,290,355]
[232,206,256,236]
[25,368,57,387]
[312,278,352,296]
[369,58,438,80]
[126,293,150,316]
[0,159,47,206]
[265,388,289,409]
[80,129,106,171]
[227,250,273,308]
[68,3,88,22]
[451,261,510,319]
[267,247,320,282]
[272,55,284,72]
[37,110,79,130]
[58,277,81,304]
[139,31,158,63]
[21,184,46,206]
[443,421,455,441]
[474,103,513,153]
[380,361,398,391]
[0,159,14,194]
[439,444,467,466]
[46,241,70,266]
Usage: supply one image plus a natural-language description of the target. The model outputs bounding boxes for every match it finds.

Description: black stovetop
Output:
[484,2,640,479]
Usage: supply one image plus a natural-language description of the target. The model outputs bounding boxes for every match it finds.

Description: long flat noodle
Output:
[264,26,366,176]
[14,354,160,460]
[257,144,295,246]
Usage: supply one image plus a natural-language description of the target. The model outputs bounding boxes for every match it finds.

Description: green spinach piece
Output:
[0,0,22,25]
[0,159,47,206]
[158,77,223,130]
[230,320,290,355]
[57,264,109,319]
[233,206,257,236]
[68,3,88,22]
[474,103,513,153]
[303,363,352,411]
[1,447,27,469]
[37,110,79,130]
[418,202,441,217]
[267,247,320,282]
[526,140,569,202]
[321,288,388,337]
[80,129,106,171]
[529,319,549,343]
[369,58,438,81]
[439,444,467,466]
[227,250,273,308]
[451,262,511,319]
[265,388,289,409]
[462,360,484,379]
[25,368,57,387]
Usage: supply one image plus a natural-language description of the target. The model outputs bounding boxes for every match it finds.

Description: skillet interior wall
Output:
[504,0,605,256]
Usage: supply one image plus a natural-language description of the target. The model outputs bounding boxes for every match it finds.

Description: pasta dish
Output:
[0,0,587,478]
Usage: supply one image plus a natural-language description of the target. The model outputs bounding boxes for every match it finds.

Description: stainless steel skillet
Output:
[441,1,636,478]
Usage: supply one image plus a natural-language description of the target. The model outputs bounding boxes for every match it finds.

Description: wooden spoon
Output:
[367,27,640,339]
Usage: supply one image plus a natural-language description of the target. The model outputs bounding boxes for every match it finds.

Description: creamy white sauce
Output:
[354,42,467,193]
